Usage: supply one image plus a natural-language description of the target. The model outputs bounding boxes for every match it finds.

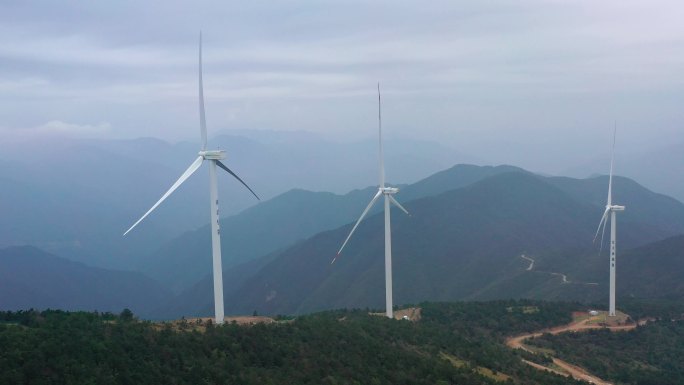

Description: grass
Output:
[506,306,540,314]
[440,352,511,382]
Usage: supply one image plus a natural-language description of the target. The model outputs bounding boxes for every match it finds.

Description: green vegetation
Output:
[528,320,684,384]
[0,301,583,385]
[619,298,684,321]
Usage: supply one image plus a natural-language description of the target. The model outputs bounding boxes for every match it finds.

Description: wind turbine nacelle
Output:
[381,187,399,195]
[611,205,625,211]
[199,150,226,160]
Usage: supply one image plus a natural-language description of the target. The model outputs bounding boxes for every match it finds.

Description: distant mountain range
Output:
[3,158,684,318]
[0,246,169,317]
[0,132,473,270]
[151,166,684,319]
[142,164,524,293]
[562,140,684,204]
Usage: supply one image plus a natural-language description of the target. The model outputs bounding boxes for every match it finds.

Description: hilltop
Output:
[0,300,583,385]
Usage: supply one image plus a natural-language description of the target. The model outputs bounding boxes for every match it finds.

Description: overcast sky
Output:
[1,0,682,168]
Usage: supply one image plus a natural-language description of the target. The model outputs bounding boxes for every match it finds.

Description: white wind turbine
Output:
[124,34,259,324]
[333,83,410,319]
[593,126,625,317]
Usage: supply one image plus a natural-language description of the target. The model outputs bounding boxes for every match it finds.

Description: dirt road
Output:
[520,254,534,270]
[506,311,639,385]
[518,254,598,285]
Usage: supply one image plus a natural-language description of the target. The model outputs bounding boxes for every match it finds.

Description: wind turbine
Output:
[124,33,259,325]
[334,83,409,319]
[593,126,624,317]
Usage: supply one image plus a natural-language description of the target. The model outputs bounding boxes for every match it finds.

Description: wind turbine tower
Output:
[334,84,410,318]
[124,34,259,324]
[593,127,625,317]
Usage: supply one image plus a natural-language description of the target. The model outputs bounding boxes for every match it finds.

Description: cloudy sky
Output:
[1,0,682,166]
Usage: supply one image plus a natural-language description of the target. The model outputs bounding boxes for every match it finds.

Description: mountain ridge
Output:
[143,164,525,292]
[162,169,684,318]
[0,246,170,317]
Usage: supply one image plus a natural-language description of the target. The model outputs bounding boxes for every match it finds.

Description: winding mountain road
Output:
[506,312,640,385]
[520,254,534,270]
[518,254,598,285]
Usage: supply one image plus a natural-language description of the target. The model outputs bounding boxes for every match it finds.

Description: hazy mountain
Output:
[0,246,170,316]
[142,187,376,292]
[0,138,203,269]
[152,249,280,319]
[142,164,522,292]
[562,141,684,204]
[162,170,684,318]
[547,175,684,236]
[0,132,474,270]
[618,234,684,300]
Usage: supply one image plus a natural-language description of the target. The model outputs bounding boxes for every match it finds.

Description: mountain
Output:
[618,234,684,300]
[142,164,524,292]
[562,140,684,204]
[547,175,684,236]
[0,132,474,270]
[162,170,684,318]
[0,151,177,269]
[220,172,597,315]
[141,187,375,292]
[0,246,170,316]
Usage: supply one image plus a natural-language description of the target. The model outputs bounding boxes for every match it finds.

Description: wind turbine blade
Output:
[377,82,385,188]
[598,212,608,256]
[593,207,610,244]
[216,160,260,200]
[607,123,616,206]
[594,207,610,255]
[333,190,383,263]
[388,195,409,216]
[198,32,208,151]
[124,156,204,235]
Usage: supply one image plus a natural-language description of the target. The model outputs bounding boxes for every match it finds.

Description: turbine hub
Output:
[381,187,398,195]
[199,150,226,160]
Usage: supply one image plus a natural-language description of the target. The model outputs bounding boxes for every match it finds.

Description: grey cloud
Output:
[0,0,682,174]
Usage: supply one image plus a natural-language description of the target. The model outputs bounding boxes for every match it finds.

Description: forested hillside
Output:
[528,319,684,384]
[0,300,584,385]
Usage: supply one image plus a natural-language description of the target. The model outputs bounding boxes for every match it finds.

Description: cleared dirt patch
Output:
[393,307,421,321]
[506,310,638,385]
[224,316,276,325]
[370,307,422,321]
[155,315,276,332]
